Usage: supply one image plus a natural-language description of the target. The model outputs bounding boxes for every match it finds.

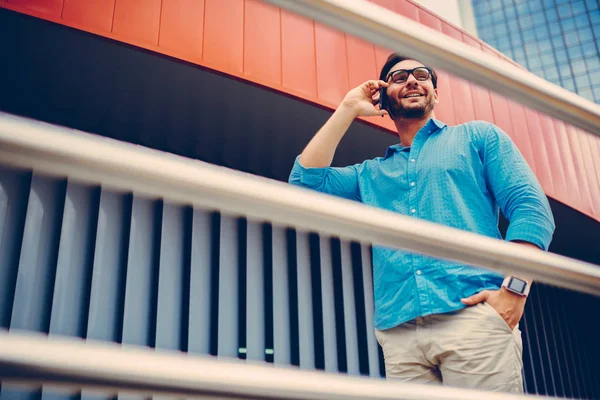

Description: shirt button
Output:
[410,158,416,163]
[410,208,416,214]
[416,270,422,275]
[410,182,415,187]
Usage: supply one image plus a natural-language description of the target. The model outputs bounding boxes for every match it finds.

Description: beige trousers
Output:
[375,302,523,393]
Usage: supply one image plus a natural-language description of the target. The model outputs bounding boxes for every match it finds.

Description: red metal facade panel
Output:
[315,24,349,106]
[281,10,317,98]
[441,23,476,125]
[203,0,244,74]
[564,124,595,216]
[538,114,568,201]
[579,131,600,217]
[416,9,456,126]
[462,36,495,123]
[552,119,583,206]
[2,0,600,221]
[346,36,377,88]
[244,0,281,86]
[112,0,161,46]
[524,110,555,196]
[507,100,538,174]
[158,0,204,61]
[62,0,114,33]
[7,0,62,17]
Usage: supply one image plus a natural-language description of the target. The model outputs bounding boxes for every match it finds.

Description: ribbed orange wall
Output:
[2,0,600,222]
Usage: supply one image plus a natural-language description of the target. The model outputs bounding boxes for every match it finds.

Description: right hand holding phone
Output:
[341,80,389,118]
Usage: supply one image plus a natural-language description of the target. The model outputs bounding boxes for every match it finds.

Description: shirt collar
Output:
[384,118,446,159]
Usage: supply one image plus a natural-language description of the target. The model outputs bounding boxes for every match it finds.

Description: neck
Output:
[393,112,435,147]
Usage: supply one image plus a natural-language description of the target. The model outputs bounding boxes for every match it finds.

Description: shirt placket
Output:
[408,137,430,311]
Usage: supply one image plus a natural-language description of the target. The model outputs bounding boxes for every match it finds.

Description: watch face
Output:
[509,277,527,293]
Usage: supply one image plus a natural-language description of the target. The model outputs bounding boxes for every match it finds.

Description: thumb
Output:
[461,290,489,305]
[377,109,388,117]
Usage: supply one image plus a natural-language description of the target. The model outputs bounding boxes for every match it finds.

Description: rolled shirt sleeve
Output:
[480,123,555,250]
[289,156,361,201]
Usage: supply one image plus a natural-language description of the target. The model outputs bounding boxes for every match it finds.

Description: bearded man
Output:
[288,53,555,393]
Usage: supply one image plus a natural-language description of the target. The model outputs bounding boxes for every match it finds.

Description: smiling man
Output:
[288,53,555,392]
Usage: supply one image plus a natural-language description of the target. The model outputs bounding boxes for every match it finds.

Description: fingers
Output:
[461,290,490,305]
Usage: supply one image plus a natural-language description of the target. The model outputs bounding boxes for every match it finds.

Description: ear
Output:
[433,88,440,104]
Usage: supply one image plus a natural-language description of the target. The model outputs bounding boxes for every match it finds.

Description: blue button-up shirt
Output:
[289,118,555,330]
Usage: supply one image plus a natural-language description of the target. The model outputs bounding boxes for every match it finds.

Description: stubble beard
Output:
[389,92,435,119]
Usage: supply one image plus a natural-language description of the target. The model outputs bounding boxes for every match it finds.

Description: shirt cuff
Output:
[290,156,329,188]
[505,220,553,251]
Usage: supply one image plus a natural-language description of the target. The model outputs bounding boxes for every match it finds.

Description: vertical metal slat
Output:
[48,182,97,338]
[121,196,159,347]
[296,231,315,370]
[82,190,131,400]
[0,167,30,329]
[217,214,238,358]
[272,225,291,365]
[188,209,212,355]
[155,203,186,351]
[340,240,359,375]
[360,245,380,377]
[319,236,338,372]
[246,220,265,361]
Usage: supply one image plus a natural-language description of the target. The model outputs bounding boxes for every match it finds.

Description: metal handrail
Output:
[0,330,548,400]
[262,0,600,135]
[0,112,599,296]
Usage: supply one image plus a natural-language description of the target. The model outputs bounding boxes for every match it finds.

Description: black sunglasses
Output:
[387,67,433,84]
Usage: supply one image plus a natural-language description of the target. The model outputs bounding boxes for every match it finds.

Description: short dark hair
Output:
[379,53,438,89]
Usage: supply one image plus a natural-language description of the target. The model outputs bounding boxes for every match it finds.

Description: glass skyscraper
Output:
[472,0,600,104]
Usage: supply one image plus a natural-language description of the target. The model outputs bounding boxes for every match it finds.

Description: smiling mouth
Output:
[403,93,423,99]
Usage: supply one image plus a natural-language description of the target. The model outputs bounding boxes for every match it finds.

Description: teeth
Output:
[405,94,421,98]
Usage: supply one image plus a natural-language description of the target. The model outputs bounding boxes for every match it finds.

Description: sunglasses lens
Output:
[414,68,430,81]
[392,70,409,83]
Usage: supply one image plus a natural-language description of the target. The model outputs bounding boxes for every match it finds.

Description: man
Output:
[288,53,555,392]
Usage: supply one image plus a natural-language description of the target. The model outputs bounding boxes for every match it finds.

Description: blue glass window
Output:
[571,59,588,75]
[575,14,591,29]
[523,29,536,41]
[575,74,591,88]
[567,45,584,59]
[592,87,600,102]
[571,0,587,16]
[525,43,540,57]
[538,39,552,53]
[513,48,526,60]
[478,14,493,26]
[555,49,569,63]
[529,57,542,69]
[585,56,600,71]
[528,0,543,13]
[558,4,573,19]
[582,41,598,57]
[564,31,581,46]
[587,70,600,84]
[519,15,534,29]
[579,27,594,42]
[590,10,600,24]
[545,67,560,81]
[491,9,505,22]
[561,17,576,32]
[559,65,573,78]
[562,77,576,91]
[579,88,594,101]
[586,0,599,12]
[504,6,517,19]
[545,9,559,23]
[540,53,556,65]
[551,35,566,49]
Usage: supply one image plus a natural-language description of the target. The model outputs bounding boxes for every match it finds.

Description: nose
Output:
[404,74,419,87]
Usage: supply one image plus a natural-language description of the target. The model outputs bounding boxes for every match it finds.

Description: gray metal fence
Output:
[1,165,599,399]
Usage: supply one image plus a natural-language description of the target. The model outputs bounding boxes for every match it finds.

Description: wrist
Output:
[501,276,530,297]
[338,100,361,119]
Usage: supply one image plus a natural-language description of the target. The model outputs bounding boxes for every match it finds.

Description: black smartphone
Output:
[379,86,387,111]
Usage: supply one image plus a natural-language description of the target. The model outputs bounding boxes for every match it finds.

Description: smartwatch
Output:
[502,276,530,297]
